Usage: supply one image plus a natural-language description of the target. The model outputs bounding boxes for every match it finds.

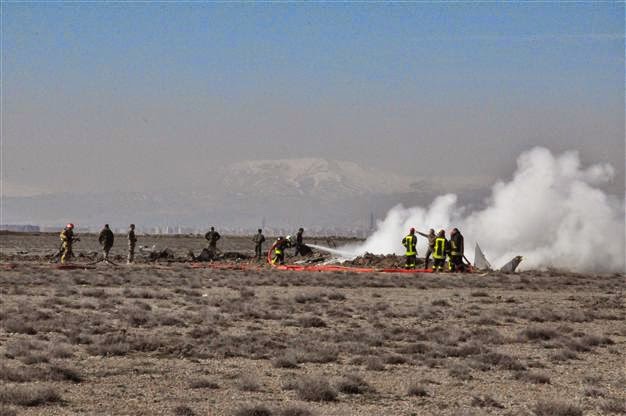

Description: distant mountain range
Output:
[3,158,491,230]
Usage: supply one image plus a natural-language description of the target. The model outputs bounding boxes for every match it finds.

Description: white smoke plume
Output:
[345,147,625,272]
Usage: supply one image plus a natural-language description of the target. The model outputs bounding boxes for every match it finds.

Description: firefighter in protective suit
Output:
[271,236,291,265]
[449,228,465,272]
[402,228,418,269]
[432,230,449,272]
[59,223,78,264]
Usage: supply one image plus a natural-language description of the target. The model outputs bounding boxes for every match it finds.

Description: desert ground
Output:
[1,233,624,416]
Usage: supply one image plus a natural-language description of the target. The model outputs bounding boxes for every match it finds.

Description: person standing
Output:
[402,228,418,269]
[59,223,78,264]
[98,224,115,261]
[449,228,465,272]
[417,228,436,269]
[127,224,138,264]
[205,227,221,255]
[432,230,448,272]
[252,229,266,260]
[294,227,304,256]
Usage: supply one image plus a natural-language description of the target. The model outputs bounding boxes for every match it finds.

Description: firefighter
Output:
[432,230,448,272]
[402,228,418,269]
[449,228,465,272]
[98,224,115,260]
[417,228,436,269]
[127,224,137,264]
[59,223,78,264]
[271,236,290,265]
[252,229,266,260]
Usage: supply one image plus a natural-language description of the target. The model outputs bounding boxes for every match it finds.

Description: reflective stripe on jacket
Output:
[402,234,417,256]
[433,237,447,259]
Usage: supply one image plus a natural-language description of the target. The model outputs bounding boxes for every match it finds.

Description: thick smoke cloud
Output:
[346,147,625,272]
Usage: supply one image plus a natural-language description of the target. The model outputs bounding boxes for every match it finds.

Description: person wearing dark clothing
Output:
[271,237,291,265]
[401,228,418,269]
[432,230,448,272]
[60,223,78,264]
[98,224,114,260]
[127,224,138,264]
[449,228,465,272]
[294,228,305,256]
[417,228,436,269]
[252,229,266,260]
[205,227,221,254]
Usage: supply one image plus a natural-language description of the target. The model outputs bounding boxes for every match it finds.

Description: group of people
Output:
[59,223,137,264]
[402,227,466,272]
[203,226,307,264]
[57,223,306,265]
[58,223,466,271]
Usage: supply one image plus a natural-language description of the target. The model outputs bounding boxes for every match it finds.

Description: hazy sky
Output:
[3,3,624,196]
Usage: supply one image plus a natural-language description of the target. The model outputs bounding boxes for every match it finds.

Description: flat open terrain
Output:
[1,234,624,416]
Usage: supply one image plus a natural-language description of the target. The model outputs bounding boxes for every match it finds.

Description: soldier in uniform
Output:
[294,228,305,256]
[127,224,137,264]
[252,229,266,260]
[204,227,221,255]
[98,224,115,261]
[59,223,78,264]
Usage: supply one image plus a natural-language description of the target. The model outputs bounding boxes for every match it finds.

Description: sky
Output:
[2,2,624,197]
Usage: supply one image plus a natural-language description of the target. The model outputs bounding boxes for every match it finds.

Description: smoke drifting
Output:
[346,147,625,272]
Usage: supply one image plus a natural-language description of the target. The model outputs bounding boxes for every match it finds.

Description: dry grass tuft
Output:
[600,398,626,415]
[47,365,83,383]
[431,299,451,307]
[470,395,504,408]
[513,371,550,384]
[189,378,219,389]
[519,327,558,341]
[0,407,17,416]
[0,364,43,382]
[448,364,472,381]
[383,353,407,365]
[534,400,582,416]
[295,377,337,402]
[336,374,373,395]
[0,384,61,406]
[233,405,273,416]
[407,382,428,397]
[297,316,327,328]
[2,319,37,335]
[550,348,578,362]
[583,386,605,398]
[364,357,385,371]
[272,352,299,369]
[238,374,262,392]
[277,406,314,416]
[173,405,197,416]
[476,352,526,371]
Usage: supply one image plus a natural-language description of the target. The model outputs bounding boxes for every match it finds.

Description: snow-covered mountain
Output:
[3,158,490,229]
[220,158,416,198]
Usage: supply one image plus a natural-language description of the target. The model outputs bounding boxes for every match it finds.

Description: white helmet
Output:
[286,235,292,241]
